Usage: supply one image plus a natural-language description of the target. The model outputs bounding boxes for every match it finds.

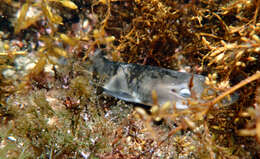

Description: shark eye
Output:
[179,88,191,98]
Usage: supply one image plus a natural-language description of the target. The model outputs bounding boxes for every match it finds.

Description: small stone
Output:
[2,69,16,78]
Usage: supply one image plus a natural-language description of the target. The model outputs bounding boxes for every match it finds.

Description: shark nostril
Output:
[171,89,176,93]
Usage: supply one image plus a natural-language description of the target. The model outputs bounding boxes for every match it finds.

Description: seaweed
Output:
[0,0,260,158]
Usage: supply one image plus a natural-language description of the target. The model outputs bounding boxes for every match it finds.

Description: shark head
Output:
[148,74,239,109]
[140,74,206,109]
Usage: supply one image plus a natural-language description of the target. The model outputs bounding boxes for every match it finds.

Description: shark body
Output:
[87,50,238,109]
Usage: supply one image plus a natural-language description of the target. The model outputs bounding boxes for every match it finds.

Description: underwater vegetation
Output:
[0,0,259,158]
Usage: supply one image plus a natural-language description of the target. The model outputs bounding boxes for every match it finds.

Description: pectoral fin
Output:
[102,88,141,103]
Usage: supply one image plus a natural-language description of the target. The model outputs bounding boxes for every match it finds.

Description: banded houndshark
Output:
[85,49,238,109]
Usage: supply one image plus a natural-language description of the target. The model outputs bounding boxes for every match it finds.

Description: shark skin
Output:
[87,50,238,109]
